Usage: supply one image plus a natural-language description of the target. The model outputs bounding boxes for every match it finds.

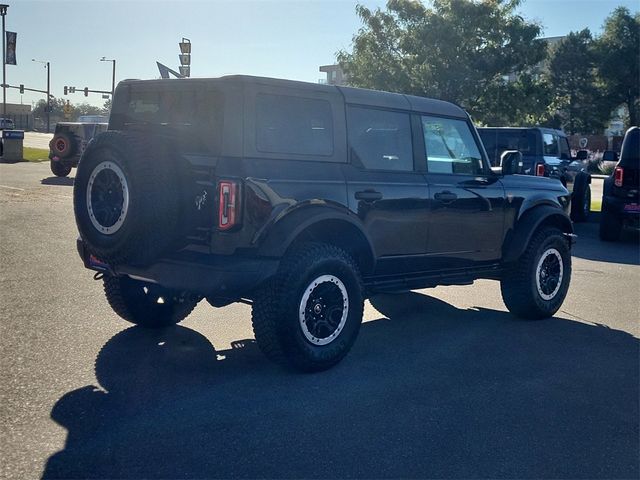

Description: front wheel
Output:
[103,275,200,328]
[50,160,72,177]
[500,227,572,319]
[252,243,364,372]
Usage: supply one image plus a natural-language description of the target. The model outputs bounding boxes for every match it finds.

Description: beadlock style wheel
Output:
[86,161,130,235]
[535,247,564,301]
[299,274,349,346]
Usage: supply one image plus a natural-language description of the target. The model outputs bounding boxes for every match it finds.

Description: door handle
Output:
[355,190,383,202]
[434,191,458,203]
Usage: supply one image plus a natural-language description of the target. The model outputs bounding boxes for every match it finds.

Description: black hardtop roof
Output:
[118,75,468,119]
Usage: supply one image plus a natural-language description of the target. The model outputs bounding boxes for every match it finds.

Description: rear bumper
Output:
[77,239,278,298]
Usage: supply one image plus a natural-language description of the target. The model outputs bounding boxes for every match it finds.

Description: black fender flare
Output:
[502,205,574,263]
[256,204,376,273]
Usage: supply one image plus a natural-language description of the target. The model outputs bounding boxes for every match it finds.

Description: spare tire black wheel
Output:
[50,132,76,158]
[73,131,184,265]
[50,160,72,177]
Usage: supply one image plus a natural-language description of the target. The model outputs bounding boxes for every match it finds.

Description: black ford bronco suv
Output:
[73,76,575,372]
[478,127,592,223]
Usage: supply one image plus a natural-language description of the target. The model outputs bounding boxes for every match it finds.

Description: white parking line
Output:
[0,185,25,191]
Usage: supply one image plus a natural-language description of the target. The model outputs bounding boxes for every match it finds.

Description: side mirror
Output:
[602,150,618,162]
[500,150,523,175]
[576,150,589,160]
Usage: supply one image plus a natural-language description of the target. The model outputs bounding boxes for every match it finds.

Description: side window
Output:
[256,94,333,156]
[422,116,484,175]
[559,137,571,159]
[347,106,413,171]
[543,133,559,156]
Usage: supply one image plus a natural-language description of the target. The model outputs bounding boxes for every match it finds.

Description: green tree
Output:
[548,29,611,134]
[337,0,548,124]
[594,6,640,128]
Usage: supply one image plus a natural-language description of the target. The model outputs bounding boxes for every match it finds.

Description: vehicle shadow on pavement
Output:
[40,176,74,187]
[571,222,639,266]
[42,292,639,479]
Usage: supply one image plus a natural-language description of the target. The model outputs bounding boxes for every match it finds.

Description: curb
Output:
[591,174,608,179]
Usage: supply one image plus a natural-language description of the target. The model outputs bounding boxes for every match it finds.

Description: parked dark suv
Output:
[73,76,575,372]
[478,127,592,222]
[599,126,640,241]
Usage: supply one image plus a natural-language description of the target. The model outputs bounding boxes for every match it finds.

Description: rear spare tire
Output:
[73,131,184,265]
[50,132,76,158]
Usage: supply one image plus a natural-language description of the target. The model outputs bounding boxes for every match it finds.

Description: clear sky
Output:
[8,0,640,109]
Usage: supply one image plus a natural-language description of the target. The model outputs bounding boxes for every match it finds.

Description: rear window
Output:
[256,94,333,156]
[112,85,223,154]
[479,129,537,166]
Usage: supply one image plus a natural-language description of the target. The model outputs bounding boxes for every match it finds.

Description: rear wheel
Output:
[599,208,622,241]
[103,275,200,328]
[500,227,572,319]
[571,184,591,223]
[252,243,364,372]
[50,160,72,177]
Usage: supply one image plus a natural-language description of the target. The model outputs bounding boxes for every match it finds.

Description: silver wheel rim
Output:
[86,161,130,235]
[298,274,349,346]
[535,248,564,301]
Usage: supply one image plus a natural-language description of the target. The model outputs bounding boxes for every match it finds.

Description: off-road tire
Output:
[73,131,187,265]
[500,227,571,319]
[103,275,199,328]
[50,132,76,158]
[251,280,286,365]
[50,160,72,177]
[570,184,591,223]
[251,243,364,372]
[599,209,622,241]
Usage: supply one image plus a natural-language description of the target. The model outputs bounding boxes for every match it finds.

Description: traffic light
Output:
[19,84,24,94]
[64,86,68,95]
[84,87,89,97]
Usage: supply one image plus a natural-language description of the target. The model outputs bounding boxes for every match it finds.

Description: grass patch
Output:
[591,199,602,212]
[23,147,50,162]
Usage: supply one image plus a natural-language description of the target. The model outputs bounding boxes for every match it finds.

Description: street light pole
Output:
[100,57,116,97]
[46,61,50,132]
[0,4,8,120]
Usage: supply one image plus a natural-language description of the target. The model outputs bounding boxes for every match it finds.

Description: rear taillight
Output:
[614,166,624,187]
[535,163,545,176]
[218,180,240,230]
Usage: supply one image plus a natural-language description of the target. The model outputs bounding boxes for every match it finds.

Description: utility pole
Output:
[0,4,8,120]
[100,57,116,97]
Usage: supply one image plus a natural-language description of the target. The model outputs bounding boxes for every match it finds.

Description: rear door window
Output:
[347,106,413,171]
[256,94,333,156]
[543,133,559,157]
[479,129,536,166]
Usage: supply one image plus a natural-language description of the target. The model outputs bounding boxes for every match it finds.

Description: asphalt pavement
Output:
[24,132,54,150]
[0,162,638,479]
